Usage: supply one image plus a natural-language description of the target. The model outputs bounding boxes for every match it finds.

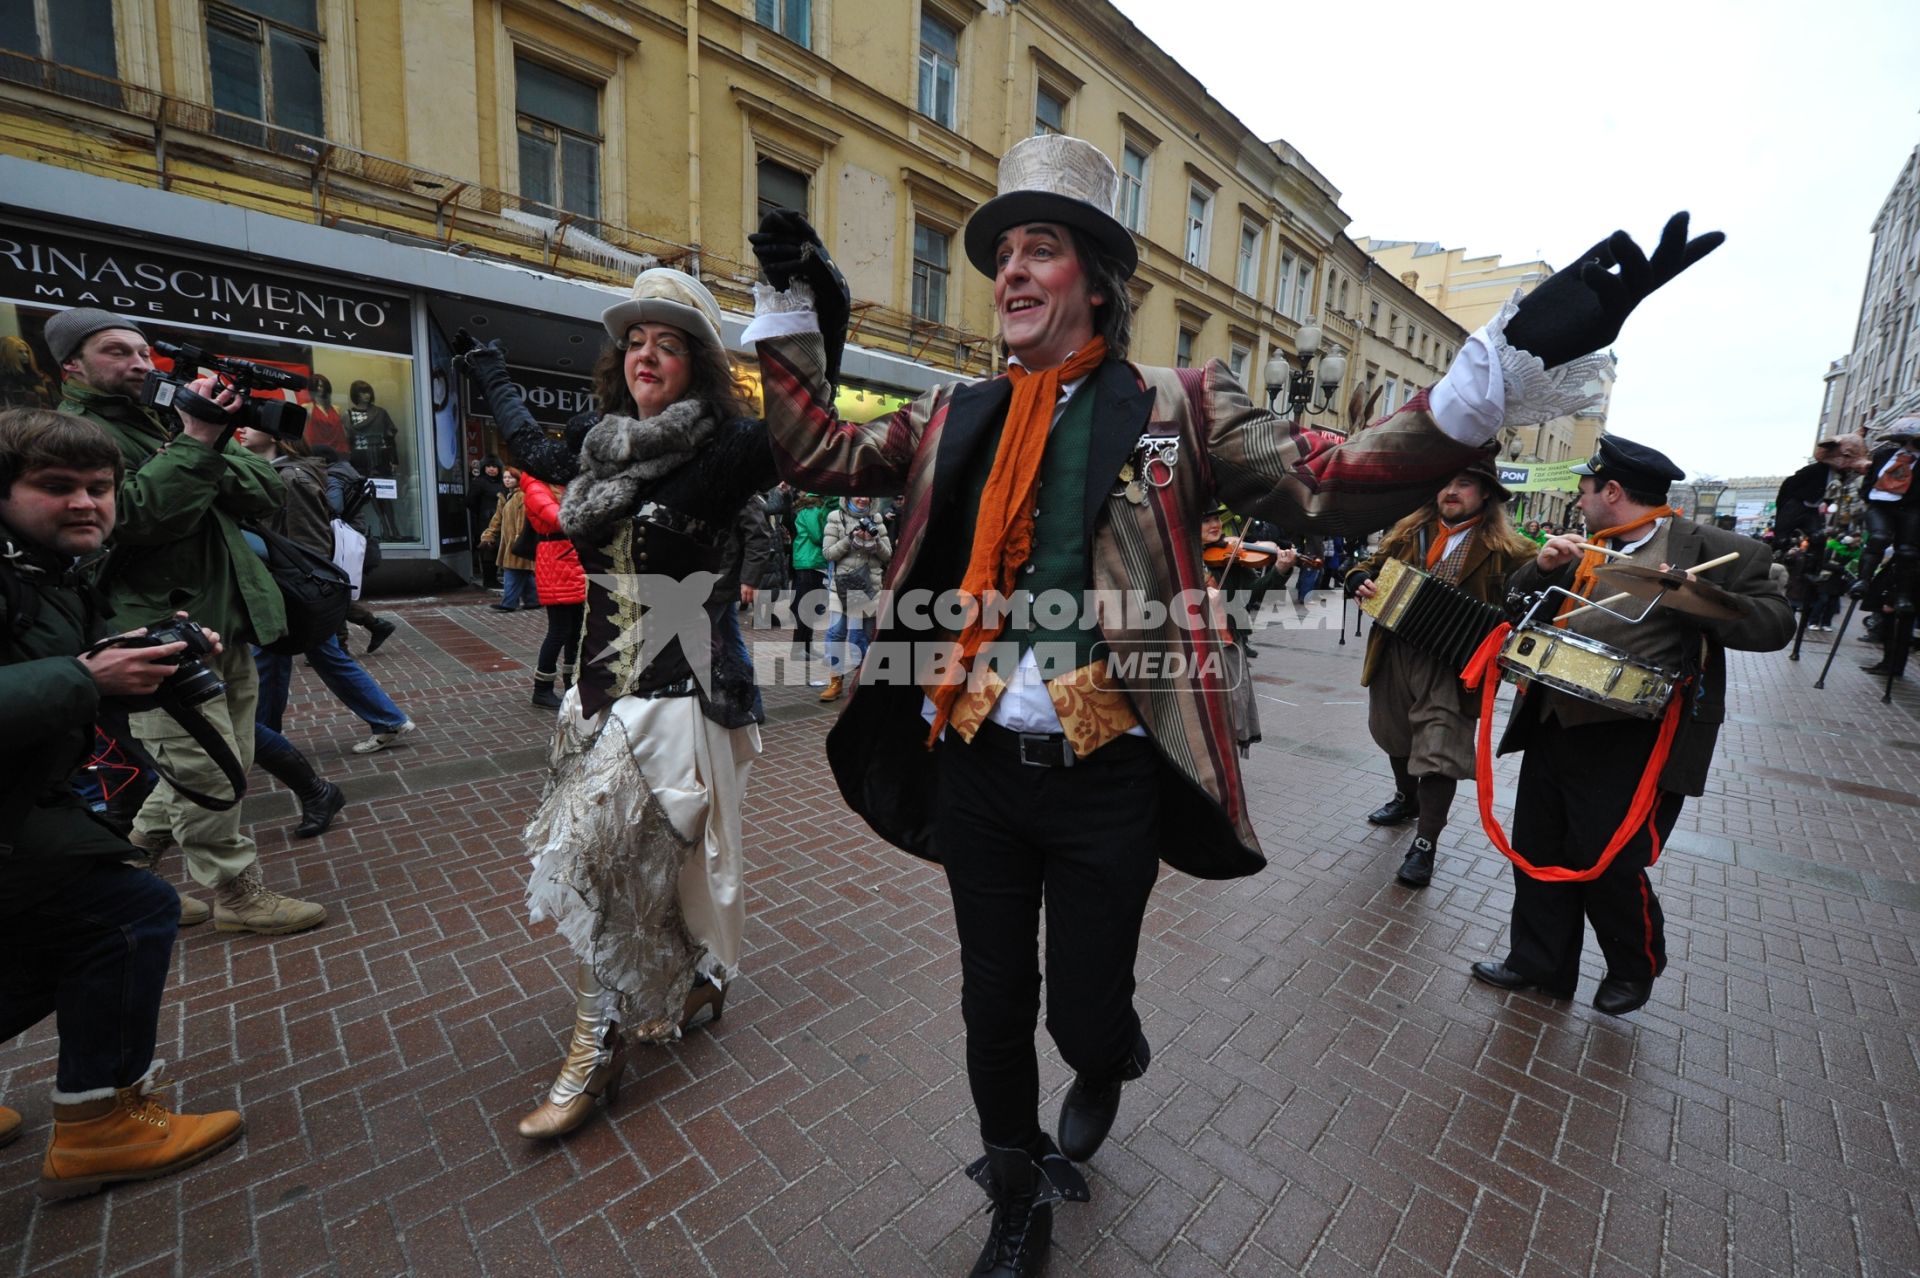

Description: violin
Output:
[1203,541,1276,570]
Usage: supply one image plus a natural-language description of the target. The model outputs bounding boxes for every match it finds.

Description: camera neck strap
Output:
[82,635,248,812]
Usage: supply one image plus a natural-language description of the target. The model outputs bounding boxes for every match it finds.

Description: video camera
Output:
[141,340,309,440]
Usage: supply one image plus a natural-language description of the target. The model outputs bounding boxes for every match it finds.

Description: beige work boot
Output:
[127,830,209,926]
[0,1104,21,1148]
[38,1066,243,1199]
[212,865,327,936]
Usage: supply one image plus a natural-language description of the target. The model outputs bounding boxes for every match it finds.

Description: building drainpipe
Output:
[1000,1,1021,157]
[687,0,702,276]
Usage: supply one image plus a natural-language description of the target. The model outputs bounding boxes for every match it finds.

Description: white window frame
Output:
[1185,185,1212,270]
[1235,221,1261,295]
[754,0,812,47]
[1277,252,1296,316]
[1229,343,1251,385]
[513,55,604,224]
[911,218,952,324]
[916,10,960,130]
[1292,262,1314,320]
[1176,327,1196,369]
[1034,82,1066,136]
[1120,141,1150,234]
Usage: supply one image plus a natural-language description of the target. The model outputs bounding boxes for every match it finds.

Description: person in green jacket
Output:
[0,406,246,1197]
[790,491,830,686]
[49,307,325,936]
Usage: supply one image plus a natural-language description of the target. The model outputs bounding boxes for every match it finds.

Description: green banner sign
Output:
[1495,460,1582,493]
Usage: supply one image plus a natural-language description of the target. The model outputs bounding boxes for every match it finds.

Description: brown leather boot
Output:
[0,1104,21,1148]
[38,1069,244,1199]
[818,674,844,702]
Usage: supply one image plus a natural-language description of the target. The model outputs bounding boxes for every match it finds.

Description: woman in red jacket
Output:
[520,474,587,709]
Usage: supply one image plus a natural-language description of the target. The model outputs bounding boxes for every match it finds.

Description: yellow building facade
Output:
[0,0,1402,573]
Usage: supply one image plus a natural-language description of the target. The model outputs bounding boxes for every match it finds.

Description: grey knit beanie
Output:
[43,308,146,365]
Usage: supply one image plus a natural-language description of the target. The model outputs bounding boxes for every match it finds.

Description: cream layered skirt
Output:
[525,688,760,1040]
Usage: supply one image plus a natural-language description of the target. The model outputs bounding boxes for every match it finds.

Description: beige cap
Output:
[600,267,726,360]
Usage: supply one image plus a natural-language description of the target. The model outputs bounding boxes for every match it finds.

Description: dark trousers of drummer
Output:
[932,729,1161,1152]
[1504,714,1685,993]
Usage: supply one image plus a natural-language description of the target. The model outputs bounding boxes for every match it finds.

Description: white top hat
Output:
[600,267,726,361]
[963,134,1138,280]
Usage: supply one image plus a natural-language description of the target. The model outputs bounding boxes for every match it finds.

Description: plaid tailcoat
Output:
[756,331,1481,879]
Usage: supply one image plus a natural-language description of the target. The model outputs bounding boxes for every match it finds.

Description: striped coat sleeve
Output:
[754,330,940,497]
[1190,360,1482,537]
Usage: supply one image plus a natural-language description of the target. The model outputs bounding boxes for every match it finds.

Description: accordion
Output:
[1357,557,1506,673]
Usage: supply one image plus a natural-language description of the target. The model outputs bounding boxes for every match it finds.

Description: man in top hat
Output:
[1471,435,1790,1017]
[1856,416,1920,673]
[745,133,1720,1276]
[1345,452,1536,889]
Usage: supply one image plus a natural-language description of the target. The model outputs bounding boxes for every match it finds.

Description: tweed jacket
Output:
[1496,519,1791,795]
[755,330,1483,879]
[1348,520,1527,707]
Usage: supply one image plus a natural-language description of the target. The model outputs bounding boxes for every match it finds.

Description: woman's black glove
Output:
[452,332,579,483]
[453,329,510,384]
[1502,213,1725,369]
[749,209,852,388]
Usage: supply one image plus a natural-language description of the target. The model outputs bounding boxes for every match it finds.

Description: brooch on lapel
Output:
[1113,432,1181,505]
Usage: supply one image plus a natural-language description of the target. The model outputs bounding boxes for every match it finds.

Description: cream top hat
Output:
[963,134,1138,280]
[600,267,727,361]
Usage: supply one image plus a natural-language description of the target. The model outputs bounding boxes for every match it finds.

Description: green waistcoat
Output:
[956,383,1104,675]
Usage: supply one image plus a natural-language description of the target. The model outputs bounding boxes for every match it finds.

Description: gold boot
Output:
[517,964,625,1140]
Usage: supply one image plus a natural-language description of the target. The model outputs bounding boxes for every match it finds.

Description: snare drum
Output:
[1496,623,1676,719]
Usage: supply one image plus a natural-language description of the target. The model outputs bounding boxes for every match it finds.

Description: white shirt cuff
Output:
[741,281,821,344]
[1430,325,1504,446]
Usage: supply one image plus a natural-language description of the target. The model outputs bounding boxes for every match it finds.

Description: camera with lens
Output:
[140,340,309,440]
[118,617,225,709]
[854,516,878,536]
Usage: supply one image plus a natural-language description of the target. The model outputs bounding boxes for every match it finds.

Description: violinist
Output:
[1200,506,1295,755]
[1342,453,1534,888]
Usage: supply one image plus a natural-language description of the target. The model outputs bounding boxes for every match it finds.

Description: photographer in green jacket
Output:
[0,406,245,1197]
[51,308,324,936]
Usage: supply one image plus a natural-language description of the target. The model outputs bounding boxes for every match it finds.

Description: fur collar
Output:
[560,399,718,540]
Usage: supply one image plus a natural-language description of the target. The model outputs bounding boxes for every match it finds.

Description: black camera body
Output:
[121,617,225,708]
[141,340,309,440]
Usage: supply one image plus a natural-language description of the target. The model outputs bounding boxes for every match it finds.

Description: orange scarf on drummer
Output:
[1556,505,1675,621]
[1424,515,1482,570]
[926,338,1109,742]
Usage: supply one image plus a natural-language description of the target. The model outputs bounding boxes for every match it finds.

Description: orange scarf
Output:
[927,338,1108,742]
[1424,515,1482,570]
[1557,505,1674,621]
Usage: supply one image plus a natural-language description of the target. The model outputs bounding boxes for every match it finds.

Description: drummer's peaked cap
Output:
[1570,435,1685,493]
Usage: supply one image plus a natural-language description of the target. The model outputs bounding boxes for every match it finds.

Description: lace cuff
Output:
[1429,290,1607,445]
[741,281,821,344]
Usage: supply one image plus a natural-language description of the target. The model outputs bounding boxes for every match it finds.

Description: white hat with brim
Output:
[600,267,726,360]
[963,134,1138,280]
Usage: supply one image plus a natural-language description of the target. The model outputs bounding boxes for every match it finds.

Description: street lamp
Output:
[1264,321,1346,421]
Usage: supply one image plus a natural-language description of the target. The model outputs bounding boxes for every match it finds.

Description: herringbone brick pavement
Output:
[2,589,1916,1276]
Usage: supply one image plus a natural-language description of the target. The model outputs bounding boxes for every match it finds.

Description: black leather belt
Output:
[972,718,1076,767]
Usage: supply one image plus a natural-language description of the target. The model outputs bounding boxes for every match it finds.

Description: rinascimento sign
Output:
[0,221,412,354]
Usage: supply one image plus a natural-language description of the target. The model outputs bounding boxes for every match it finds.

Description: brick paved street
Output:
[4,589,1917,1277]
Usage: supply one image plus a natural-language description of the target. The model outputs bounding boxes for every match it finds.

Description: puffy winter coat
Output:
[521,475,585,605]
[791,501,828,571]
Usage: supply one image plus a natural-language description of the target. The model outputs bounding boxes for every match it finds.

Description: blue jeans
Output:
[1293,567,1322,603]
[256,639,406,734]
[502,567,539,609]
[0,863,178,1093]
[826,610,870,675]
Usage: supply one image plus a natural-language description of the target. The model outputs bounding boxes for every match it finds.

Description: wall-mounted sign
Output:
[462,364,596,427]
[0,220,412,353]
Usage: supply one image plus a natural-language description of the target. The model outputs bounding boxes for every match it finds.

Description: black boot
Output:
[365,616,398,653]
[1366,792,1417,826]
[966,1137,1087,1278]
[1395,836,1436,887]
[254,730,347,838]
[531,674,563,709]
[1057,1028,1149,1162]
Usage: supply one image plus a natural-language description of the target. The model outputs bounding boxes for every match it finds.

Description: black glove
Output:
[453,330,510,386]
[749,209,852,388]
[1343,569,1372,597]
[1503,213,1725,369]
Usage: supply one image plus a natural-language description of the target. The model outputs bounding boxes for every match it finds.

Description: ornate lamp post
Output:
[1263,321,1346,422]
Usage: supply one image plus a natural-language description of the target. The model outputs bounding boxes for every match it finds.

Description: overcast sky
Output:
[1110,0,1919,480]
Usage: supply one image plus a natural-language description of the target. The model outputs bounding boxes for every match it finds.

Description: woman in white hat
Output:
[458,268,776,1140]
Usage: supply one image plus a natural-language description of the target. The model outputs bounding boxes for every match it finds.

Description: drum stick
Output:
[1559,590,1634,621]
[1577,542,1633,559]
[1683,551,1741,576]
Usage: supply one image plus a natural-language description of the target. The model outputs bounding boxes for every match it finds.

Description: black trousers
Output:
[934,731,1161,1149]
[1505,713,1685,990]
[1862,503,1920,612]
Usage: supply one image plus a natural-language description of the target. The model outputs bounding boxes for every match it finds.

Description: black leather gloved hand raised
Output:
[452,329,510,384]
[749,209,852,388]
[1503,213,1725,370]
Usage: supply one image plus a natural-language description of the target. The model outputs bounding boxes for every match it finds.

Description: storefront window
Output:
[0,220,425,546]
